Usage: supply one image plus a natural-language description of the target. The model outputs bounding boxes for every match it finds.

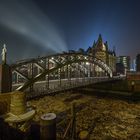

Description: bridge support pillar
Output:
[68,64,71,85]
[0,64,12,93]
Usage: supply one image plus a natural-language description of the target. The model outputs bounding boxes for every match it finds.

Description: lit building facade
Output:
[87,34,116,75]
[117,56,130,71]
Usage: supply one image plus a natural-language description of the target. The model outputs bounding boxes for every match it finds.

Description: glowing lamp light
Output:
[86,62,89,65]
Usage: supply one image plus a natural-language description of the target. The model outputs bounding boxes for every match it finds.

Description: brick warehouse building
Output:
[87,34,116,76]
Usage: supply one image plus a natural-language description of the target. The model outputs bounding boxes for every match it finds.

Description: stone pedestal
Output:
[5,91,35,132]
[40,113,56,140]
[0,64,12,93]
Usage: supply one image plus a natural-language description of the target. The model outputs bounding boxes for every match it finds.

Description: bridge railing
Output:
[24,77,111,100]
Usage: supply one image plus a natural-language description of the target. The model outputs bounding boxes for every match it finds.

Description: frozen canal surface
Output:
[30,92,140,140]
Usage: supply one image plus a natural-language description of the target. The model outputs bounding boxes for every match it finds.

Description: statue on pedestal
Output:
[0,44,11,93]
[1,44,7,64]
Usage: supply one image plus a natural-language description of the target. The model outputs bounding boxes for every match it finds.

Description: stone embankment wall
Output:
[0,93,11,115]
[127,81,140,92]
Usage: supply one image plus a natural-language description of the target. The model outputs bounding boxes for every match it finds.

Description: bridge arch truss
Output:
[11,53,113,96]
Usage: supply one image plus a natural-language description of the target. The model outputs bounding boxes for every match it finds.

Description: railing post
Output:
[46,58,50,90]
[58,68,61,87]
[68,64,71,86]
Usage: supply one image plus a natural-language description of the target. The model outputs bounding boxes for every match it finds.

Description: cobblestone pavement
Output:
[29,92,140,140]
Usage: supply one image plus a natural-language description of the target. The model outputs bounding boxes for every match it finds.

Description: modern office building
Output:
[117,56,130,71]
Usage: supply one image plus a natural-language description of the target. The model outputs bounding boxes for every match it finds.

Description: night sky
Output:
[0,0,140,63]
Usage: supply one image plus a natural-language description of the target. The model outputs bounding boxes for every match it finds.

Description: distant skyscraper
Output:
[136,54,140,72]
[132,59,136,71]
[117,56,130,71]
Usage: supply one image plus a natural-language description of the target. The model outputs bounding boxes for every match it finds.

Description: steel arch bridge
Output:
[11,53,113,97]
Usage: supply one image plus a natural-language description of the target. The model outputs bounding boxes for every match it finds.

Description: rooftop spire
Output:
[92,40,96,48]
[98,34,103,43]
[104,41,108,50]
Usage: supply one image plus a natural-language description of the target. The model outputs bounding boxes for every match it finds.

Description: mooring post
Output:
[40,113,56,140]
